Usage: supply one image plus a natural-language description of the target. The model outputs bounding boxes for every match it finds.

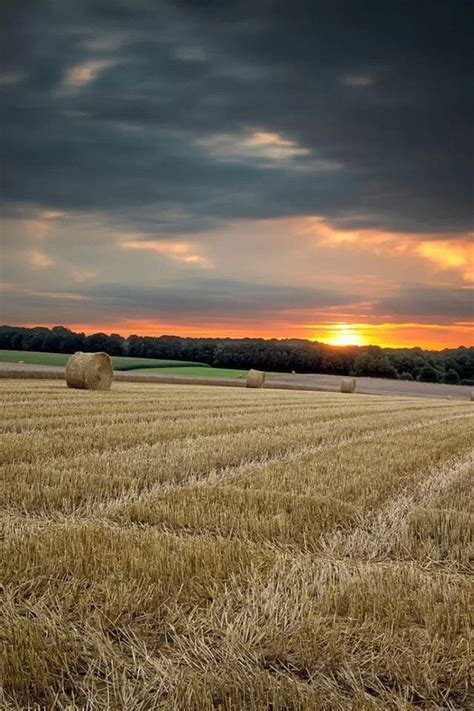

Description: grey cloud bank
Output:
[2,0,473,234]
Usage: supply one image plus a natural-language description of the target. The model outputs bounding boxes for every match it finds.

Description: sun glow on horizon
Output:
[320,324,366,347]
[15,316,473,350]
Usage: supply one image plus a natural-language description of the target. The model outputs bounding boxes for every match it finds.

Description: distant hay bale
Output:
[246,369,265,388]
[470,391,474,402]
[65,352,113,391]
[18,360,24,364]
[341,377,356,393]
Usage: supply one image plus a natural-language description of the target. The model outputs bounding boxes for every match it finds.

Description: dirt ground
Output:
[271,371,473,400]
[0,361,471,400]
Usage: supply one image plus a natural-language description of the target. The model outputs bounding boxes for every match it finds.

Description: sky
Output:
[1,0,473,349]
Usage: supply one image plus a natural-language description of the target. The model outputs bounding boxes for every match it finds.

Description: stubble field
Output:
[1,379,473,710]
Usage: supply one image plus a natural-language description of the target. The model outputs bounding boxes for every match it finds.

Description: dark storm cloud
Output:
[3,277,356,324]
[75,278,355,316]
[1,0,473,235]
[378,286,474,321]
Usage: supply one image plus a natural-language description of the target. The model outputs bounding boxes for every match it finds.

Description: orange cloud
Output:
[417,241,474,281]
[61,60,115,91]
[246,130,310,158]
[21,210,65,240]
[28,250,54,268]
[121,240,212,267]
[197,129,312,162]
[298,217,474,282]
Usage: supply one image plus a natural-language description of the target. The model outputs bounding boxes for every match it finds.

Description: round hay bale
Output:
[65,352,113,391]
[246,369,265,388]
[340,377,356,393]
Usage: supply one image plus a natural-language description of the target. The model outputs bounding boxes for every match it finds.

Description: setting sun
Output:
[322,324,366,347]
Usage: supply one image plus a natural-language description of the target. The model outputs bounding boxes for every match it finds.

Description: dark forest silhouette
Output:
[1,325,473,384]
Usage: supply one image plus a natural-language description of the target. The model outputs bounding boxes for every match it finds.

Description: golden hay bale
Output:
[246,369,265,388]
[65,352,113,391]
[340,377,356,393]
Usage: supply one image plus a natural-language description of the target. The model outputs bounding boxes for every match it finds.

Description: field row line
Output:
[0,390,446,426]
[186,415,472,489]
[5,392,471,445]
[2,395,446,434]
[319,452,474,561]
[2,499,470,582]
[4,411,463,521]
[3,405,470,477]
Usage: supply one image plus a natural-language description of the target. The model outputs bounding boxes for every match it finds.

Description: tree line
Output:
[1,325,473,384]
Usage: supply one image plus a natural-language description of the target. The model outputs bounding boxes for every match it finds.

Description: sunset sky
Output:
[1,1,473,349]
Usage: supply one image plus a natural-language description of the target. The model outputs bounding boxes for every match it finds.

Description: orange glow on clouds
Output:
[61,60,114,91]
[121,240,212,267]
[417,241,474,281]
[247,131,310,158]
[299,217,474,282]
[197,129,311,162]
[11,213,473,351]
[28,250,54,268]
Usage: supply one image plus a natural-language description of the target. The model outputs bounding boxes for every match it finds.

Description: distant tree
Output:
[385,350,426,377]
[107,333,125,356]
[372,356,399,379]
[443,369,460,384]
[85,333,112,353]
[43,326,83,353]
[353,352,398,379]
[0,326,23,349]
[418,364,441,383]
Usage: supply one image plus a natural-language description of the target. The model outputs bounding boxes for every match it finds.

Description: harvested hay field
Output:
[1,379,473,710]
